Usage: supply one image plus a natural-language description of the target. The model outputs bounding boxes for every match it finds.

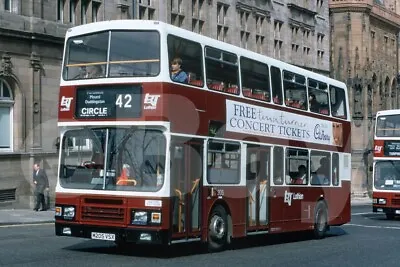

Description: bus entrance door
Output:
[171,139,203,241]
[246,145,270,232]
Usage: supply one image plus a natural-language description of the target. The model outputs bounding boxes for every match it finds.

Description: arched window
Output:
[0,79,14,151]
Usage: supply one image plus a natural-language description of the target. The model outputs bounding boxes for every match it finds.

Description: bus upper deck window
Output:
[308,79,329,115]
[205,46,239,95]
[167,35,204,87]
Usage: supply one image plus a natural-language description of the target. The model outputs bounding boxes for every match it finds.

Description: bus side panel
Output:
[269,186,313,233]
[201,186,247,241]
[327,180,351,226]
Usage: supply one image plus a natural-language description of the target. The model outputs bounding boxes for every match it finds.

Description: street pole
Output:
[132,0,136,19]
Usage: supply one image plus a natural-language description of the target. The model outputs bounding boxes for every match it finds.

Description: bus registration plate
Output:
[91,232,116,241]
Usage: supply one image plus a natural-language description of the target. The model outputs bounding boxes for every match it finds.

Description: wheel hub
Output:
[209,215,226,240]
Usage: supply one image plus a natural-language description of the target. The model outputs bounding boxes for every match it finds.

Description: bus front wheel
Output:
[386,213,395,220]
[207,205,228,252]
[313,201,328,239]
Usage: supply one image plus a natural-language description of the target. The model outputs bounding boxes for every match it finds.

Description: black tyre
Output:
[207,205,228,252]
[386,213,395,220]
[313,201,328,239]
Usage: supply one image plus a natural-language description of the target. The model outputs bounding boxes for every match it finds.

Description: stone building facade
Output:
[0,0,329,208]
[330,0,400,196]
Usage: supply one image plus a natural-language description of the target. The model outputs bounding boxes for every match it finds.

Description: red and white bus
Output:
[372,109,400,219]
[55,20,351,252]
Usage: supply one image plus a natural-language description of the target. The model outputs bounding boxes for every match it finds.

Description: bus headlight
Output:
[378,198,387,205]
[63,206,75,219]
[132,211,148,225]
[373,198,377,204]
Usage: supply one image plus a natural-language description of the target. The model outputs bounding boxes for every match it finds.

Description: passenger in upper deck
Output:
[170,57,188,83]
[309,93,320,113]
[85,65,104,78]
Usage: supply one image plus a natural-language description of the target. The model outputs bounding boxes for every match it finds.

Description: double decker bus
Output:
[372,109,400,219]
[55,20,351,252]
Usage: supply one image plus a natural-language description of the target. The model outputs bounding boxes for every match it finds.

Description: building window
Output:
[274,20,283,59]
[217,3,229,42]
[92,1,100,22]
[239,10,250,49]
[139,0,155,20]
[81,0,88,24]
[0,80,14,151]
[70,0,77,24]
[171,0,184,26]
[255,15,265,53]
[57,0,65,22]
[192,0,204,34]
[4,0,11,12]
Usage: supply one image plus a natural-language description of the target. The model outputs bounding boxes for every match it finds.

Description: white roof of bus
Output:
[66,20,347,89]
[376,109,400,116]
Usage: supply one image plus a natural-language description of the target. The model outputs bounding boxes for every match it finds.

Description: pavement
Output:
[350,196,372,206]
[0,208,55,226]
[0,196,373,226]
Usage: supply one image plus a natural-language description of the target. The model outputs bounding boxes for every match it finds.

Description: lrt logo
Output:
[284,190,304,206]
[60,96,73,112]
[374,145,383,153]
[143,93,160,110]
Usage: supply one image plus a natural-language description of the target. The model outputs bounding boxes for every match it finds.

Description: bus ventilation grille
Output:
[81,206,125,222]
[0,188,16,202]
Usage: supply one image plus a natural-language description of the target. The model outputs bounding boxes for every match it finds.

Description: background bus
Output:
[55,20,351,252]
[372,109,400,219]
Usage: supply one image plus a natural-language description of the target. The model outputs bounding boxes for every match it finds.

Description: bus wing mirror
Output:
[369,166,373,172]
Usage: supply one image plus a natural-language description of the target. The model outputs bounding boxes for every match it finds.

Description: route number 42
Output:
[115,94,132,108]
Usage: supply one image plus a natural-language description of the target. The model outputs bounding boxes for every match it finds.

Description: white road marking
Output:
[345,223,400,230]
[0,222,54,228]
[351,212,375,215]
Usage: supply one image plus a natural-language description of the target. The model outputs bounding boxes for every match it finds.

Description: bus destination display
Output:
[384,141,400,156]
[75,86,142,119]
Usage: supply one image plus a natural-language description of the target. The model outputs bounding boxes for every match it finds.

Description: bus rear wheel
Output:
[313,201,328,239]
[207,205,228,252]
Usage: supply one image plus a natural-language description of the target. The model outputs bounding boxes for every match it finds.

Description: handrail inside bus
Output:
[175,188,184,232]
[66,59,160,67]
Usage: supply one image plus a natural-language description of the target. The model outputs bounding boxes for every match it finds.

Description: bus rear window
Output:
[63,30,160,80]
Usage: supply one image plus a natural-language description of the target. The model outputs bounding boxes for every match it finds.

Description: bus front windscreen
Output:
[63,30,160,80]
[59,127,166,192]
[376,114,400,137]
[374,161,400,190]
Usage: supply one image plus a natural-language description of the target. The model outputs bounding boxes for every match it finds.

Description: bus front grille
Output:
[81,206,125,222]
[391,198,400,206]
